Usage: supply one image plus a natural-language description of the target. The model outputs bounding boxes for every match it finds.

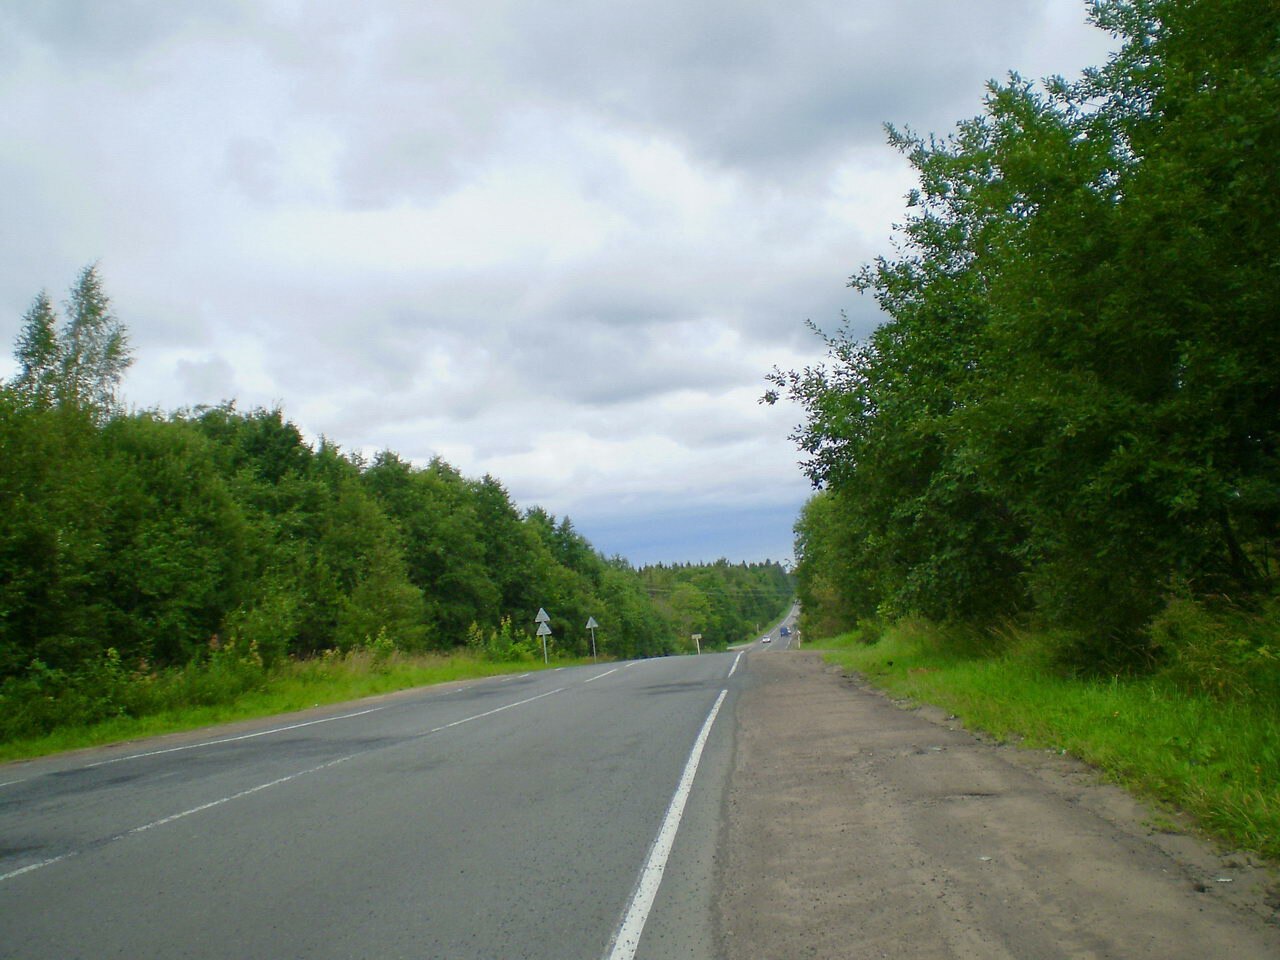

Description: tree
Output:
[669,582,712,651]
[770,0,1279,666]
[362,452,497,646]
[11,265,132,419]
[12,292,59,408]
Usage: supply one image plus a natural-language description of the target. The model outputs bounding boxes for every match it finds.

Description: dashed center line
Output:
[85,706,388,768]
[4,686,568,885]
[428,687,565,733]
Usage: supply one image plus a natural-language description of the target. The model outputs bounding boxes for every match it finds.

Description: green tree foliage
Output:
[770,0,1279,668]
[2,273,711,733]
[0,391,111,676]
[96,414,251,666]
[363,452,497,644]
[638,560,795,651]
[13,265,131,418]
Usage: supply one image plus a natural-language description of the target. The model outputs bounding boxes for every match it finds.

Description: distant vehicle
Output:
[761,636,772,643]
[779,626,790,637]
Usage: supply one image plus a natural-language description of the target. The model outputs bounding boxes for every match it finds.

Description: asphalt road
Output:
[748,601,800,652]
[0,652,749,960]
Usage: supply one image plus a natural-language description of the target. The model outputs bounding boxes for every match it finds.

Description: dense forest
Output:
[639,560,795,649]
[0,268,792,739]
[769,0,1278,674]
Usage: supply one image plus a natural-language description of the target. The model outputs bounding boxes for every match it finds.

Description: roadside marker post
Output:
[586,616,599,660]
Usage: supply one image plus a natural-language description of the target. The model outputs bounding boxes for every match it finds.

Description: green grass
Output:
[817,622,1280,861]
[0,651,582,764]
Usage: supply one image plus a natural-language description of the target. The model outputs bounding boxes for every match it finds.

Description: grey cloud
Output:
[0,0,1116,564]
[498,0,1089,176]
[526,320,756,407]
[0,1,238,66]
[223,138,282,204]
[175,354,237,404]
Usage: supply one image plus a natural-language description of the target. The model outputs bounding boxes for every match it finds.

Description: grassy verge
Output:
[816,621,1280,861]
[0,651,580,765]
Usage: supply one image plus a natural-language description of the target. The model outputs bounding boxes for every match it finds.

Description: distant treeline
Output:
[769,0,1278,672]
[639,560,795,649]
[0,270,792,725]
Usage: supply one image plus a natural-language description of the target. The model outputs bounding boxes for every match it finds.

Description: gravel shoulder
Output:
[716,651,1279,960]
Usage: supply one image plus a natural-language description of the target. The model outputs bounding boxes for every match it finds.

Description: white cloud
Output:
[0,0,1117,562]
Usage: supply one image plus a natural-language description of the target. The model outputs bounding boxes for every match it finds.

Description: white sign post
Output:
[535,608,551,664]
[586,616,599,661]
[691,633,702,655]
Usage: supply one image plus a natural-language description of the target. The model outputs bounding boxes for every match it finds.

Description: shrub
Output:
[465,617,537,662]
[1148,595,1280,701]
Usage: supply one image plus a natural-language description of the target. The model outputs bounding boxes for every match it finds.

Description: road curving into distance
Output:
[6,618,1277,959]
[1,652,747,960]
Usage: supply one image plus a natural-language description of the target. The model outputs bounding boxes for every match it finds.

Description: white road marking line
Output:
[3,686,567,886]
[428,687,565,733]
[727,651,744,678]
[0,853,73,882]
[583,667,620,684]
[0,778,29,789]
[85,706,388,768]
[0,754,356,884]
[604,688,729,960]
[125,754,356,837]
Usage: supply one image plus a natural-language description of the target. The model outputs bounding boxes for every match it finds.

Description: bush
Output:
[1148,595,1280,701]
[465,617,537,662]
[0,648,133,741]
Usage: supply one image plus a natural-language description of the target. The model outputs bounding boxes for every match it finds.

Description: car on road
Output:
[761,636,771,643]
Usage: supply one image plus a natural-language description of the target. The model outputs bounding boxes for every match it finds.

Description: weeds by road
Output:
[0,650,578,764]
[818,623,1280,862]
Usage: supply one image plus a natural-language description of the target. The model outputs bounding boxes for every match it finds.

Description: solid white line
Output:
[85,706,387,768]
[0,778,29,789]
[604,688,729,960]
[583,667,620,684]
[726,651,743,678]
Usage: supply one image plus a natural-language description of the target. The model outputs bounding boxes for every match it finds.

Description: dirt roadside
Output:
[716,651,1279,960]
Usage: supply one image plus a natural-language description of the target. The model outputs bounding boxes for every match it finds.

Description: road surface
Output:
[1,653,743,959]
[5,634,1276,959]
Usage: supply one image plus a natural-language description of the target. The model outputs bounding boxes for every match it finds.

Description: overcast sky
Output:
[0,1,1115,566]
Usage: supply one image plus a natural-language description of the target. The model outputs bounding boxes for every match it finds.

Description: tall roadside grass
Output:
[0,643,579,765]
[818,614,1280,861]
